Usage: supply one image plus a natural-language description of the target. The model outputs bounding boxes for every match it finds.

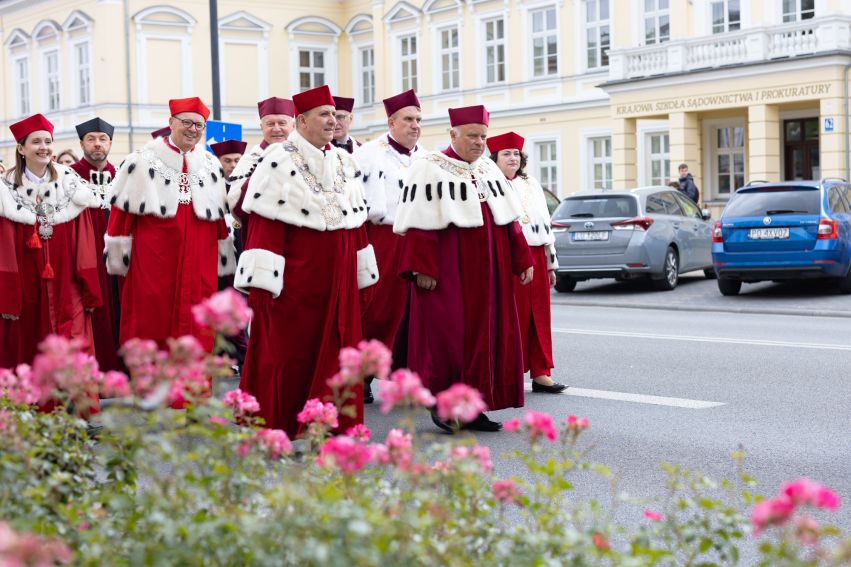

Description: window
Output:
[711,0,740,34]
[531,7,558,77]
[400,35,417,92]
[674,192,702,219]
[648,133,670,185]
[585,0,610,69]
[359,47,375,106]
[483,17,506,84]
[782,0,815,23]
[534,140,559,194]
[14,57,30,116]
[828,187,849,214]
[74,42,91,106]
[590,137,612,190]
[715,126,745,195]
[644,0,670,45]
[298,49,325,92]
[439,28,460,91]
[646,192,684,215]
[44,50,60,112]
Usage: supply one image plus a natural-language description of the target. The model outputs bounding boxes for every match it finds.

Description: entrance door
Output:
[784,118,820,181]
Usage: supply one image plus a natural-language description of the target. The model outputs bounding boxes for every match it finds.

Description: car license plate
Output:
[572,231,609,241]
[748,227,790,240]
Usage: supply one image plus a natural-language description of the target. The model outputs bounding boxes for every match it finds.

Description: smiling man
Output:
[393,105,534,433]
[104,97,235,363]
[235,85,377,436]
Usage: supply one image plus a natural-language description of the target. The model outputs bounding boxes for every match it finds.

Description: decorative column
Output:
[612,117,637,190]
[669,111,700,186]
[747,104,780,182]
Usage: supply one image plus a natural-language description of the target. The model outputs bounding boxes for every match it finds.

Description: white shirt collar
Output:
[24,166,49,183]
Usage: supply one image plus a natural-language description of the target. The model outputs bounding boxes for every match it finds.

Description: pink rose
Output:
[255,429,293,459]
[357,339,392,381]
[191,288,253,336]
[751,496,795,535]
[503,418,521,432]
[317,436,372,474]
[346,424,372,442]
[794,514,821,545]
[524,410,557,442]
[223,389,261,419]
[492,480,523,505]
[435,384,487,424]
[644,510,663,522]
[296,398,339,429]
[101,371,131,398]
[378,369,436,413]
[814,486,841,510]
[385,428,413,469]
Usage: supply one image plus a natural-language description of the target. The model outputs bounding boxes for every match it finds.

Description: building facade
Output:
[2,0,851,213]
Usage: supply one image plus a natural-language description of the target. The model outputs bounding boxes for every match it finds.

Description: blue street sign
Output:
[824,118,834,133]
[205,120,243,152]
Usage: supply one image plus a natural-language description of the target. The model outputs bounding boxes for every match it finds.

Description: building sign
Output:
[614,83,833,117]
[205,120,243,153]
[824,118,834,132]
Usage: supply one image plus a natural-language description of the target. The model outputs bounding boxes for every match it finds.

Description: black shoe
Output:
[364,379,374,404]
[430,410,454,434]
[531,380,568,394]
[462,413,502,432]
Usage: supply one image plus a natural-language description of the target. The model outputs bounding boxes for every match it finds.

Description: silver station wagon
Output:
[551,187,715,292]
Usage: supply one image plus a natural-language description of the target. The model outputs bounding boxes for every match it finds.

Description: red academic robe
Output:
[231,140,269,251]
[361,223,407,350]
[397,147,533,410]
[69,158,122,371]
[106,140,229,353]
[240,216,367,437]
[514,245,554,376]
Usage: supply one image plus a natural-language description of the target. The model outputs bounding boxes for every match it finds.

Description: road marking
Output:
[525,384,725,409]
[552,327,851,351]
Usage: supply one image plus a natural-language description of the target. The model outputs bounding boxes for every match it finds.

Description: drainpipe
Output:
[123,0,135,151]
[844,62,851,182]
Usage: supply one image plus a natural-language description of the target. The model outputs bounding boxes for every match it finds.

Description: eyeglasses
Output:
[173,118,206,131]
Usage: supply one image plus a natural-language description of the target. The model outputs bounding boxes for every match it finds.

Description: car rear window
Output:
[553,196,638,220]
[723,187,821,217]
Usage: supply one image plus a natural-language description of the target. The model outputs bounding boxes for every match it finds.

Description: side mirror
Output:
[701,209,711,221]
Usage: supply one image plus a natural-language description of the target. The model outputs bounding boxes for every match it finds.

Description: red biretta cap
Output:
[333,96,355,113]
[293,85,335,115]
[486,132,525,153]
[448,105,489,127]
[150,126,172,139]
[10,114,54,142]
[169,97,210,120]
[383,89,421,117]
[258,97,296,118]
[210,139,248,158]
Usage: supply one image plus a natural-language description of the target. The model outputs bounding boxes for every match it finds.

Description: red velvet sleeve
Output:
[216,218,228,240]
[76,211,103,309]
[244,213,287,308]
[105,206,136,237]
[233,179,250,221]
[0,218,22,317]
[398,228,440,280]
[508,221,533,276]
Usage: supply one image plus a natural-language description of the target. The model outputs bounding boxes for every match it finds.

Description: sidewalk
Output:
[550,272,851,318]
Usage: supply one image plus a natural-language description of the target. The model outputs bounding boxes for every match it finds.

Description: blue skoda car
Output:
[711,180,851,295]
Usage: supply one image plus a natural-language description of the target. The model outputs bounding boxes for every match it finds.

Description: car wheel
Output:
[652,247,679,291]
[837,266,851,294]
[554,275,577,293]
[703,268,718,280]
[717,278,742,296]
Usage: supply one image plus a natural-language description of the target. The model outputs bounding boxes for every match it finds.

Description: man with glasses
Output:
[104,97,236,372]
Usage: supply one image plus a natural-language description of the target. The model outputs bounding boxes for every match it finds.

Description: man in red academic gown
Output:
[236,85,378,437]
[331,96,361,154]
[69,117,121,371]
[226,97,296,249]
[355,89,425,402]
[104,97,235,354]
[0,114,102,369]
[394,105,533,432]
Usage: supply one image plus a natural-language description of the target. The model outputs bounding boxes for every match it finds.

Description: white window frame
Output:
[710,0,741,34]
[296,47,328,92]
[435,25,460,92]
[584,0,610,71]
[781,0,816,22]
[12,56,31,117]
[527,135,561,196]
[589,137,613,191]
[643,0,670,45]
[636,122,672,186]
[42,49,61,112]
[357,45,375,107]
[481,15,507,86]
[399,34,418,92]
[647,133,671,186]
[529,5,559,79]
[71,39,92,107]
[702,118,746,200]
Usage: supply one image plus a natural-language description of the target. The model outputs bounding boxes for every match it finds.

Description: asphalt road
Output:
[365,298,851,553]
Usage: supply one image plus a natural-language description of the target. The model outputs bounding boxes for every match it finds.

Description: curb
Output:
[550,299,851,319]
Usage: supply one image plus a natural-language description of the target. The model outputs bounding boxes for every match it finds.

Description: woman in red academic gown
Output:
[0,114,103,375]
[488,132,565,393]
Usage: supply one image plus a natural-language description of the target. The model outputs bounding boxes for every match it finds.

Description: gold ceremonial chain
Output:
[139,149,216,205]
[426,153,490,181]
[283,142,346,227]
[4,176,77,240]
[379,139,412,171]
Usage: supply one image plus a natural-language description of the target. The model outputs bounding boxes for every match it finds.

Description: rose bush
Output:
[1,292,848,566]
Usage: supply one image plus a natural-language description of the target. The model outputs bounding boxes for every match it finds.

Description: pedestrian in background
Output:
[677,163,700,203]
[56,149,78,166]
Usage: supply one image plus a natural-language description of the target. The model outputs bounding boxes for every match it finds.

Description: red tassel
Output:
[27,228,42,249]
[41,262,55,279]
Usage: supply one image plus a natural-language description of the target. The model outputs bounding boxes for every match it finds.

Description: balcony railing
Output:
[608,15,851,82]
